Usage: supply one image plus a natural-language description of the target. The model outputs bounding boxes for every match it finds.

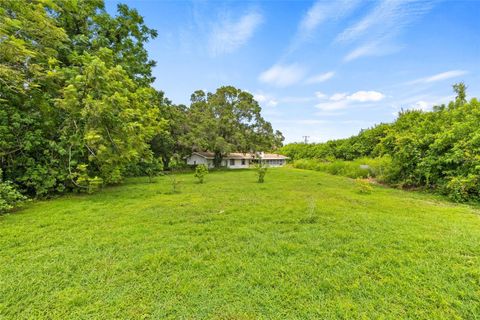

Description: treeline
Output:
[280,85,480,202]
[0,1,282,210]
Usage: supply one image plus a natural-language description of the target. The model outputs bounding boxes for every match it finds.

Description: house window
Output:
[241,159,246,165]
[229,159,235,166]
[193,160,196,165]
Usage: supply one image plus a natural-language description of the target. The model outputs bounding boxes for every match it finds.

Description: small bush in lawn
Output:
[168,174,181,194]
[194,164,208,184]
[355,178,373,194]
[256,164,268,183]
[142,157,163,183]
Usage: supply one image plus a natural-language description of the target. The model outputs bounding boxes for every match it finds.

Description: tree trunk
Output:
[214,151,223,168]
[162,156,170,170]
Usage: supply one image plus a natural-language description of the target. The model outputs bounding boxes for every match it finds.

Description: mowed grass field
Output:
[1,168,479,319]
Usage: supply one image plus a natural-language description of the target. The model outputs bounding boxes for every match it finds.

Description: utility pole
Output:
[302,136,309,144]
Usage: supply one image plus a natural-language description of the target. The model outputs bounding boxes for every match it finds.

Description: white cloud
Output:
[348,90,385,102]
[390,94,455,113]
[315,91,327,99]
[300,0,360,34]
[330,93,348,101]
[259,64,306,87]
[344,41,401,61]
[414,100,430,111]
[316,90,385,110]
[254,93,278,107]
[209,11,263,56]
[315,100,351,111]
[284,0,359,54]
[408,70,468,84]
[338,0,434,61]
[337,0,432,43]
[304,71,335,84]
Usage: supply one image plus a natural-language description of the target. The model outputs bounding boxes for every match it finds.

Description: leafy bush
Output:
[282,86,480,202]
[293,157,392,180]
[0,170,27,213]
[194,164,208,184]
[168,174,181,194]
[444,175,479,202]
[256,164,268,183]
[73,165,104,194]
[355,178,373,194]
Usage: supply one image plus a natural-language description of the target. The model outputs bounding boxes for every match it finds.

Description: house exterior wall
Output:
[226,158,251,169]
[186,154,287,169]
[186,154,214,168]
[262,159,286,167]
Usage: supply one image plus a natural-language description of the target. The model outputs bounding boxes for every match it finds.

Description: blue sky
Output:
[105,0,480,143]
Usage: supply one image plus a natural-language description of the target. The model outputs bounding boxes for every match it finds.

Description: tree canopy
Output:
[279,85,480,202]
[0,1,284,204]
[186,86,284,166]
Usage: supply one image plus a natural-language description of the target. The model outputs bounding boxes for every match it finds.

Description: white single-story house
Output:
[186,151,289,169]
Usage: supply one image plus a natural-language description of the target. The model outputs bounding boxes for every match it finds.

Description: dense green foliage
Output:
[0,1,282,208]
[194,164,208,184]
[0,169,26,213]
[293,157,391,179]
[355,178,374,194]
[256,164,267,183]
[1,168,479,318]
[186,87,284,167]
[0,0,162,197]
[282,86,480,202]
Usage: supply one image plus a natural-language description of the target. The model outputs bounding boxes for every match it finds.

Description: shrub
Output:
[194,164,208,184]
[73,165,104,194]
[168,174,181,194]
[355,178,373,194]
[0,170,27,213]
[444,175,479,202]
[256,164,268,183]
[126,157,164,182]
[293,157,391,179]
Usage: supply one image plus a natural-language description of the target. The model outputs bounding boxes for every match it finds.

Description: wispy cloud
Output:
[315,90,385,110]
[407,70,468,84]
[300,0,359,34]
[339,0,434,61]
[344,41,401,61]
[304,71,335,84]
[259,64,306,87]
[283,0,359,54]
[209,11,263,56]
[254,93,278,107]
[337,0,432,43]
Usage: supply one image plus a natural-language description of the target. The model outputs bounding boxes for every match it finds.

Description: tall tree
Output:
[186,86,284,167]
[0,0,163,195]
[150,91,188,169]
[453,82,467,105]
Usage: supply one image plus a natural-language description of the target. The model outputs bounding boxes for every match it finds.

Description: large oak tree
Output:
[186,86,284,167]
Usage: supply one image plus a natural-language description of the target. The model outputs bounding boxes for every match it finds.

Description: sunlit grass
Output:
[1,168,479,318]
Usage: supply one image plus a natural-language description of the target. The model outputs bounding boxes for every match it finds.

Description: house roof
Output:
[191,151,289,160]
[192,151,215,159]
[261,153,289,160]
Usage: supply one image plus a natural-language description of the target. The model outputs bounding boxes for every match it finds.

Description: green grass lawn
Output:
[1,168,479,319]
